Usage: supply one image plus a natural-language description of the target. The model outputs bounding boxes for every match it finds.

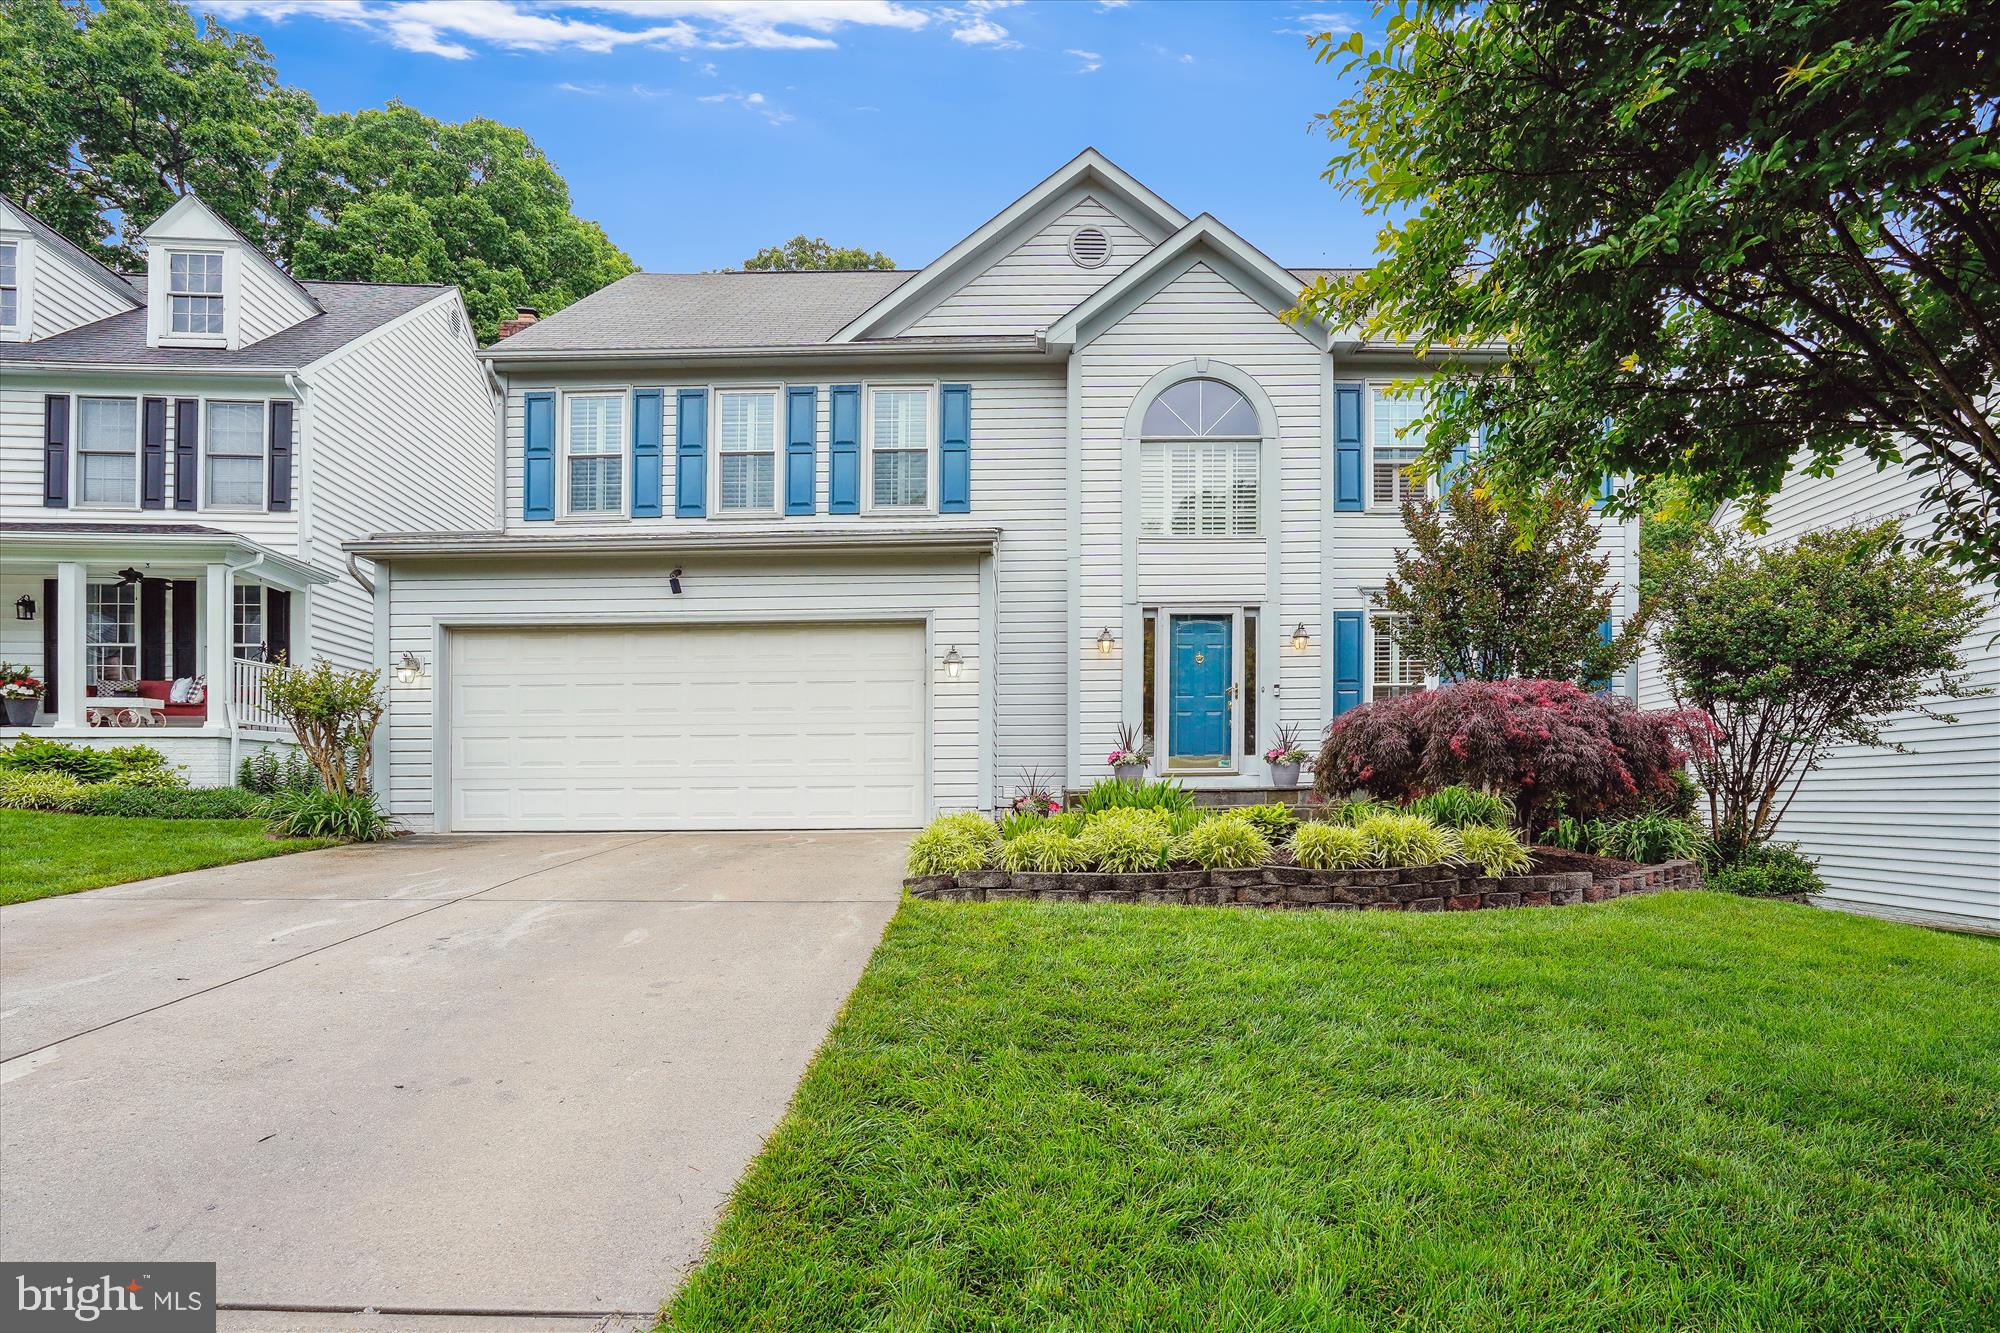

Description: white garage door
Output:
[447,622,927,831]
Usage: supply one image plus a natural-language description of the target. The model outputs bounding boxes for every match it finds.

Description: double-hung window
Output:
[869,386,932,509]
[1371,385,1428,508]
[87,582,138,688]
[1371,613,1427,701]
[169,251,225,336]
[717,389,778,513]
[206,401,266,507]
[564,392,624,515]
[76,397,138,507]
[0,241,18,330]
[233,585,264,660]
[1138,377,1260,537]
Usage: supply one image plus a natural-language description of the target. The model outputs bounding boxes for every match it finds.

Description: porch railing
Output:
[231,656,287,732]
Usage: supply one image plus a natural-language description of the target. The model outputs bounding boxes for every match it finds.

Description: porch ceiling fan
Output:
[115,567,143,585]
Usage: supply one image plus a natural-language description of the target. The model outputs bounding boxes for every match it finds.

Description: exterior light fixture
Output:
[1096,627,1116,656]
[13,595,33,622]
[668,566,683,595]
[941,646,963,680]
[396,652,424,686]
[1291,623,1310,653]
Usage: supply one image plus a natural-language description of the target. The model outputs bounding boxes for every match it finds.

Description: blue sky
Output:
[210,1,1386,273]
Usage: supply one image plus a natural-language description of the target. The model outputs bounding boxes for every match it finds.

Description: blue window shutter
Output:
[630,388,663,518]
[1590,616,1615,693]
[828,384,860,514]
[785,386,817,515]
[1333,611,1364,716]
[675,388,708,518]
[522,391,555,521]
[938,383,971,513]
[1442,423,1473,493]
[1333,382,1364,511]
[1595,471,1617,507]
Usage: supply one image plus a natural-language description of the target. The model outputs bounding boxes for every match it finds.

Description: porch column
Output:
[53,562,86,729]
[204,562,233,731]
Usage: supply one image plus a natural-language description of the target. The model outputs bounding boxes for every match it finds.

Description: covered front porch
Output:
[2,522,332,742]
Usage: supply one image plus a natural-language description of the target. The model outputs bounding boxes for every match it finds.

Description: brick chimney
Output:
[496,306,540,339]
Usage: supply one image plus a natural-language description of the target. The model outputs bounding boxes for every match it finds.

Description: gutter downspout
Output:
[283,372,314,563]
[485,360,508,526]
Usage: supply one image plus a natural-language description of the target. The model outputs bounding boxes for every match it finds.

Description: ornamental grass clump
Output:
[1406,785,1510,829]
[1233,803,1298,839]
[934,811,1001,852]
[1077,808,1174,873]
[1597,810,1704,865]
[997,826,1089,874]
[1174,816,1271,870]
[1454,824,1534,877]
[1357,812,1456,868]
[905,816,995,877]
[0,769,93,812]
[1290,821,1373,870]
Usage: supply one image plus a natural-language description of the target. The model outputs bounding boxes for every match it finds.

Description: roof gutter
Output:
[347,526,1004,561]
[479,337,1046,368]
[0,359,294,377]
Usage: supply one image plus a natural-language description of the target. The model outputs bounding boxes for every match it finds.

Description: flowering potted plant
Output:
[1009,768,1064,816]
[1107,722,1151,783]
[0,663,43,726]
[1263,722,1310,788]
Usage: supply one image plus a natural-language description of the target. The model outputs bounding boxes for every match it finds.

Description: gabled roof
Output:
[1045,214,1349,351]
[488,270,915,356]
[0,194,145,311]
[0,281,448,370]
[141,193,323,316]
[828,147,1190,342]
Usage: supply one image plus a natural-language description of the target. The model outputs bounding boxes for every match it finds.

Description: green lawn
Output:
[666,892,1998,1331]
[0,809,335,905]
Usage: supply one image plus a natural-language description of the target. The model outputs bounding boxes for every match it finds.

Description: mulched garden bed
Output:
[1530,847,1643,878]
[906,858,1703,912]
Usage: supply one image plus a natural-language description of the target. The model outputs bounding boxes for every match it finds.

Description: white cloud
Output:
[948,0,1021,48]
[1096,1,1131,9]
[698,88,794,124]
[1283,10,1362,37]
[1065,48,1102,74]
[210,0,932,58]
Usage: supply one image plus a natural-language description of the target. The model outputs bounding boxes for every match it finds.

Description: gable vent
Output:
[1068,226,1111,269]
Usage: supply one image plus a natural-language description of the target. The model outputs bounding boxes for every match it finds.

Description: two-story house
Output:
[1,192,496,783]
[349,150,1639,833]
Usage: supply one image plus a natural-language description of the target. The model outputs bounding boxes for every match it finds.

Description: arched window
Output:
[1139,377,1261,537]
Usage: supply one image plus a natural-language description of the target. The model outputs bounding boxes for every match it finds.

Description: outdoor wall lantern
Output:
[1096,627,1116,656]
[13,595,33,622]
[941,646,964,680]
[396,652,425,686]
[1291,623,1310,653]
[668,566,684,595]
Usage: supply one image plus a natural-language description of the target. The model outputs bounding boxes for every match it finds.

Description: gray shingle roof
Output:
[0,281,445,368]
[0,194,142,310]
[490,270,915,354]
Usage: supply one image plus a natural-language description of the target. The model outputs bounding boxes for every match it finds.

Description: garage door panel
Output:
[448,623,928,831]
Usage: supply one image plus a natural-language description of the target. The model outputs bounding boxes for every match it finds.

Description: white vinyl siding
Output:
[869,386,931,510]
[564,393,624,516]
[168,251,224,335]
[75,396,137,507]
[716,389,778,513]
[1140,439,1258,537]
[1371,385,1427,509]
[205,400,265,508]
[905,194,1158,337]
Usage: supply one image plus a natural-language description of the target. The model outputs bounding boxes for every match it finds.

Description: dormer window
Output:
[168,251,224,335]
[0,241,18,329]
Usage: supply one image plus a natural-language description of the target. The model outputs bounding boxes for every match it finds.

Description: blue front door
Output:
[1168,616,1232,763]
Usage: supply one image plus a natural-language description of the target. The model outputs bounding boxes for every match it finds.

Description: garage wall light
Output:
[1291,623,1310,653]
[395,652,425,686]
[941,646,963,680]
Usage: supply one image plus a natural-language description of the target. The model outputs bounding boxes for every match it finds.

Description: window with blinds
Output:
[565,393,624,515]
[1141,439,1259,537]
[717,390,777,512]
[1371,385,1428,508]
[1371,615,1426,701]
[870,386,931,509]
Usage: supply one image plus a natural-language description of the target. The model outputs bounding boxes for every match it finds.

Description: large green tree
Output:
[741,235,895,271]
[1297,1,2000,582]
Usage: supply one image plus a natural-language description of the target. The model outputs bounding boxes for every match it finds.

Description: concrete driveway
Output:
[0,831,906,1330]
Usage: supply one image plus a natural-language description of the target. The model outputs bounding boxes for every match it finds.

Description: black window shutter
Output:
[139,578,168,680]
[41,578,59,712]
[265,588,291,663]
[173,399,199,509]
[171,581,197,678]
[43,396,69,507]
[141,397,168,509]
[268,400,294,512]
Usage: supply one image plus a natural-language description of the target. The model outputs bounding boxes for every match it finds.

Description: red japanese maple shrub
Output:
[1314,679,1717,831]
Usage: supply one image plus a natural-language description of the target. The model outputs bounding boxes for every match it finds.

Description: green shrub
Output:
[264,788,393,842]
[933,811,1001,851]
[1077,808,1174,873]
[997,826,1089,873]
[0,736,120,781]
[1233,803,1298,838]
[1455,824,1535,876]
[1291,821,1373,870]
[1048,810,1087,838]
[1538,815,1610,854]
[1324,797,1396,826]
[0,769,94,811]
[1078,777,1196,815]
[1655,768,1700,821]
[1358,812,1456,867]
[83,785,266,819]
[1708,842,1825,897]
[1406,785,1512,829]
[906,815,996,876]
[1174,816,1271,870]
[1598,811,1704,864]
[1165,807,1208,838]
[998,809,1044,840]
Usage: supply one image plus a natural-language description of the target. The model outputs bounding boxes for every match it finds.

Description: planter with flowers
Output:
[1,663,44,727]
[1008,768,1064,817]
[1263,722,1310,788]
[1106,723,1151,783]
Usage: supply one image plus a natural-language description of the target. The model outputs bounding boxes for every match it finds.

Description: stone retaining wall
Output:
[905,860,1703,911]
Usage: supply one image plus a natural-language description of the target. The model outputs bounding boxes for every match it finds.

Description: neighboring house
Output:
[1638,457,2000,933]
[0,193,496,783]
[351,150,1640,833]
